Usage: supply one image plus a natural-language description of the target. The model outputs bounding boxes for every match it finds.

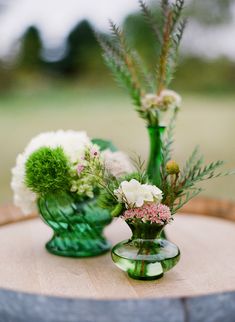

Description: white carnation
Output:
[102,150,133,178]
[11,130,91,215]
[114,179,163,208]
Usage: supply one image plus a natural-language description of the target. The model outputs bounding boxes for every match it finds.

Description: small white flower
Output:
[141,93,159,110]
[160,89,182,109]
[114,179,163,208]
[141,90,182,112]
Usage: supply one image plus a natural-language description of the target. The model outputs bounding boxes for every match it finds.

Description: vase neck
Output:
[128,222,164,240]
[146,125,165,187]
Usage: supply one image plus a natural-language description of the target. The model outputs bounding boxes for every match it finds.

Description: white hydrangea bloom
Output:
[24,130,90,162]
[11,153,38,214]
[102,149,133,178]
[114,179,163,208]
[11,130,91,215]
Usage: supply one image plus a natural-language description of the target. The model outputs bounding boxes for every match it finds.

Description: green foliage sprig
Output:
[25,147,72,195]
[160,117,234,214]
[97,180,120,212]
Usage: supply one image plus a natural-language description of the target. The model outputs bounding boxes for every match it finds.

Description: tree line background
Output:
[0,0,235,94]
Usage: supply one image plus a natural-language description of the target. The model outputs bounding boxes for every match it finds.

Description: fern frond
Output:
[130,154,146,173]
[109,20,143,95]
[156,9,173,93]
[172,187,202,214]
[109,20,123,41]
[181,160,225,190]
[165,18,187,83]
[162,107,178,161]
[108,21,133,66]
[96,29,142,106]
[131,50,155,92]
[172,18,187,49]
[139,0,162,44]
[104,54,142,106]
[181,146,202,178]
[95,32,123,63]
[171,0,185,31]
[165,58,175,86]
[161,0,170,21]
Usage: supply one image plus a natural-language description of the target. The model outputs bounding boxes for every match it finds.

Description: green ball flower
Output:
[25,146,72,195]
[166,160,180,175]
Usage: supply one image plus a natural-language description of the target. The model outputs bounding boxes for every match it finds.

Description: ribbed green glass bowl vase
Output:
[111,222,180,280]
[38,192,112,257]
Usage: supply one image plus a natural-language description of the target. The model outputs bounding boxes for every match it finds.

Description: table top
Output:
[0,213,235,300]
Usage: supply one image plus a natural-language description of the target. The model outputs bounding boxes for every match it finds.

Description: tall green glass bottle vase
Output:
[147,125,166,238]
[146,125,165,187]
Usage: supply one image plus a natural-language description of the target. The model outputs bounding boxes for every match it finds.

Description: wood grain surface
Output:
[0,214,235,300]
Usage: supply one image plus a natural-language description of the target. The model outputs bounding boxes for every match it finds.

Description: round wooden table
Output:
[0,200,235,322]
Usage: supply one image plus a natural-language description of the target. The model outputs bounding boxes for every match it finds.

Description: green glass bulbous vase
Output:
[111,221,180,280]
[38,192,112,257]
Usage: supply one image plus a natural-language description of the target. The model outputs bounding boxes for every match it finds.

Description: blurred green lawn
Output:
[0,84,235,205]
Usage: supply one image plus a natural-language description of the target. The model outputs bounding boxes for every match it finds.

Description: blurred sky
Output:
[0,0,139,59]
[0,0,235,61]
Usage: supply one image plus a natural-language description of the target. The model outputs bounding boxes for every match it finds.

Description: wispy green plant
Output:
[96,0,186,113]
[96,23,142,106]
[130,154,148,182]
[97,180,120,211]
[162,107,178,160]
[171,187,203,214]
[160,123,234,214]
[25,147,72,195]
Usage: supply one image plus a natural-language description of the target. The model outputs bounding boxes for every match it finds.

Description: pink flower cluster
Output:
[76,146,100,175]
[122,203,172,225]
[77,164,85,174]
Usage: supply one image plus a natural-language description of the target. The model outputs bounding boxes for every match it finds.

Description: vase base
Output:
[128,272,164,281]
[46,237,111,258]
